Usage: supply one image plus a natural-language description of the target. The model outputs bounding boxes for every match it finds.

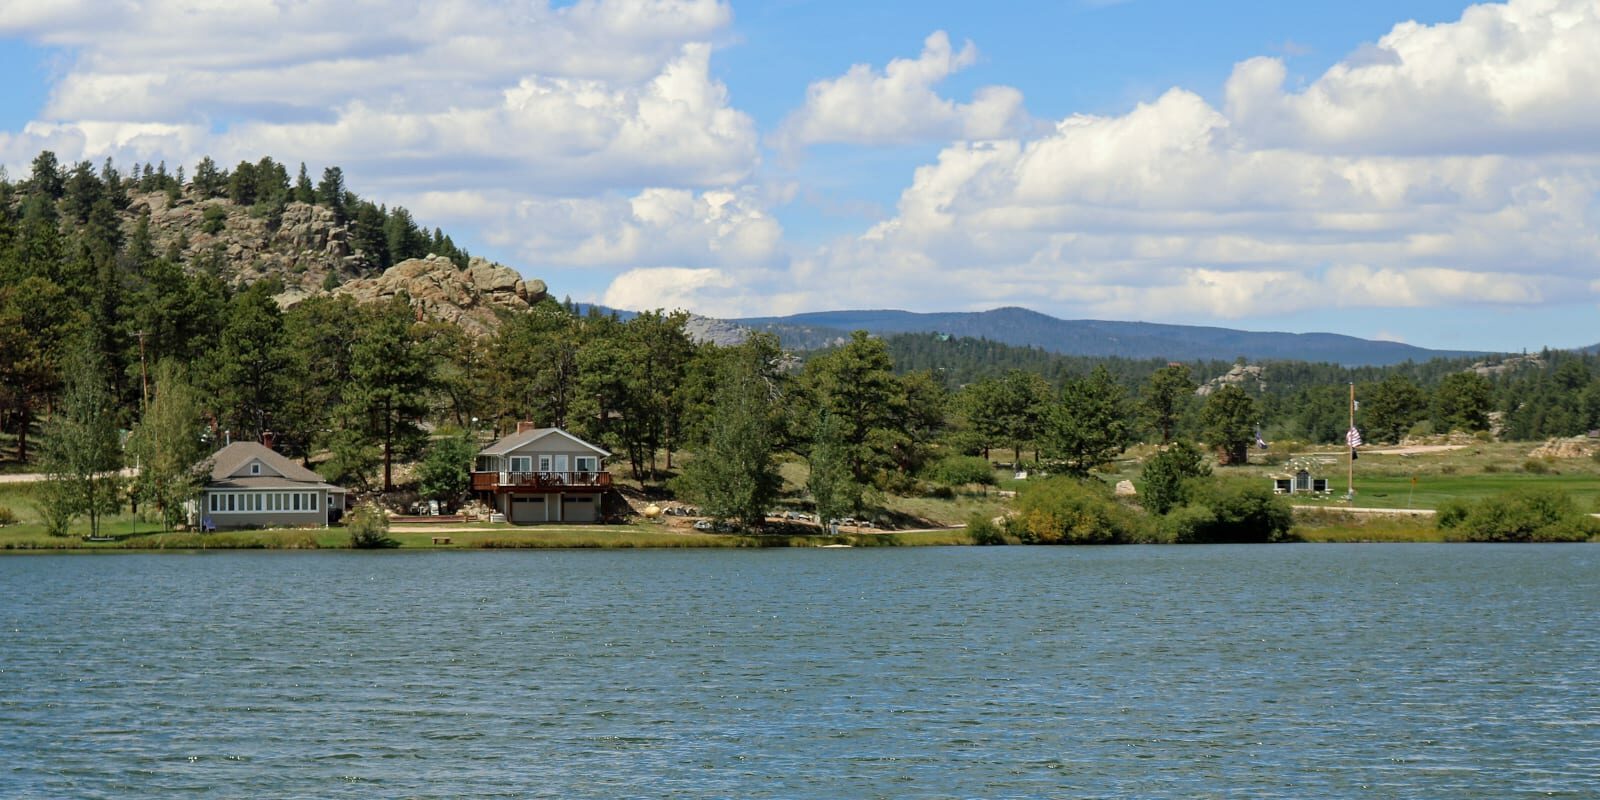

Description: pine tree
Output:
[294,163,316,204]
[343,297,431,491]
[679,343,783,528]
[1040,365,1130,475]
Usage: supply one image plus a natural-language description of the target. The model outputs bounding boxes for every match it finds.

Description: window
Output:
[292,494,301,511]
[309,493,318,512]
[226,494,236,512]
[210,494,219,512]
[575,456,598,473]
[537,455,553,472]
[250,463,261,475]
[510,456,533,473]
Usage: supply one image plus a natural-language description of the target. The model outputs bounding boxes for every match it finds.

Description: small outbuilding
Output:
[1272,468,1329,495]
[196,438,346,530]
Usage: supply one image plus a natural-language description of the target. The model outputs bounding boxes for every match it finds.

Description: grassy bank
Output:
[0,522,978,551]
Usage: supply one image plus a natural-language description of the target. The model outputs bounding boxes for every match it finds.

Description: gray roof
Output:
[479,427,610,458]
[206,442,341,490]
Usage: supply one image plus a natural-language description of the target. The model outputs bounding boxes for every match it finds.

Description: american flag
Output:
[1347,426,1363,448]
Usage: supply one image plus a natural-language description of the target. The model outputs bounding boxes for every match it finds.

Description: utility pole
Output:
[1346,382,1355,500]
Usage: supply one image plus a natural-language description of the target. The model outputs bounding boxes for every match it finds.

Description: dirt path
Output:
[1293,505,1436,516]
[0,468,139,484]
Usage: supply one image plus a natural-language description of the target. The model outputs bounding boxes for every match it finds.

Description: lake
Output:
[2,545,1597,798]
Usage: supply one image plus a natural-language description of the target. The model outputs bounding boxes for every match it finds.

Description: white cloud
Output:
[716,1,1600,320]
[601,266,733,314]
[0,0,754,195]
[1226,0,1600,154]
[773,31,1028,152]
[494,186,784,269]
[0,0,772,301]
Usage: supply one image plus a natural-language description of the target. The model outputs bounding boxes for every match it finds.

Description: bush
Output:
[1010,477,1148,544]
[1139,440,1211,515]
[346,502,398,549]
[1169,479,1293,543]
[1445,488,1600,542]
[928,456,996,492]
[965,512,1010,545]
[201,204,228,234]
[1521,458,1554,475]
[1435,499,1471,529]
[0,506,14,526]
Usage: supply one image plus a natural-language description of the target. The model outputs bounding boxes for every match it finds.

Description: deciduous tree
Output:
[39,339,123,537]
[128,361,210,530]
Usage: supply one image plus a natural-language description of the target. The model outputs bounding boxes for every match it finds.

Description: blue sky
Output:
[2,0,1598,353]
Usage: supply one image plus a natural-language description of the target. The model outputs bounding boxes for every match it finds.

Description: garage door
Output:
[510,495,547,523]
[562,495,596,523]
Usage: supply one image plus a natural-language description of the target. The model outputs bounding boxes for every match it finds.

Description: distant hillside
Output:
[735,307,1483,366]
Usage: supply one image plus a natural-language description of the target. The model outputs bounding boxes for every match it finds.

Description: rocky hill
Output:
[127,190,545,334]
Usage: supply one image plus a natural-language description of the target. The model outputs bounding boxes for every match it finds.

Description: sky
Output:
[2,0,1598,353]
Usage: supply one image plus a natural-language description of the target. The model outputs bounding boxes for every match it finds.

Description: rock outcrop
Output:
[1528,436,1599,459]
[122,190,552,336]
[1468,353,1544,377]
[325,255,548,336]
[1196,363,1266,396]
[684,315,752,346]
[127,191,358,292]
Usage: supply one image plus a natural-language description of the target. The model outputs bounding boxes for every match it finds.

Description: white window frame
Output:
[537,455,553,472]
[510,456,533,473]
[250,463,261,475]
[575,456,598,473]
[208,490,322,514]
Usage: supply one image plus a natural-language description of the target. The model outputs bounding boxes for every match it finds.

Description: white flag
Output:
[1347,426,1363,448]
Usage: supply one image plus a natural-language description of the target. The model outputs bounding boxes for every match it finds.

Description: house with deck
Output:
[472,424,611,523]
[197,436,347,530]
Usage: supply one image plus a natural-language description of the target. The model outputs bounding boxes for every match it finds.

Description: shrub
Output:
[1170,479,1294,543]
[1435,499,1471,529]
[928,456,996,492]
[1482,463,1501,474]
[1446,488,1600,542]
[201,204,228,234]
[1139,440,1211,515]
[965,512,1010,545]
[1521,458,1554,475]
[31,481,76,537]
[346,502,398,549]
[0,506,15,526]
[1010,477,1148,544]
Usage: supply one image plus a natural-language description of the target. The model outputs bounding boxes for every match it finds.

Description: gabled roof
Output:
[207,441,337,487]
[479,427,610,458]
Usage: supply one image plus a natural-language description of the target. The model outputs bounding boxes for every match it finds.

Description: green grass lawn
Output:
[1284,472,1600,511]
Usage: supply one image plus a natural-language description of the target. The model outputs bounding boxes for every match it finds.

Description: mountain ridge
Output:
[729,306,1486,366]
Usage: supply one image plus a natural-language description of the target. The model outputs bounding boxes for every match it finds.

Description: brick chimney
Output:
[261,431,276,450]
[516,421,537,434]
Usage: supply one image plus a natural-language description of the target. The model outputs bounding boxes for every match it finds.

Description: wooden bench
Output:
[431,536,452,545]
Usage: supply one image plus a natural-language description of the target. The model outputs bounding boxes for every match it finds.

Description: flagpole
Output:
[1347,382,1355,500]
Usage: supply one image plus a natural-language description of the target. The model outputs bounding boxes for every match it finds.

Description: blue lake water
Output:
[2,545,1597,798]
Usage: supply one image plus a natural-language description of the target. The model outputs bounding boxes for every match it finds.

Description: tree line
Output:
[7,149,1600,534]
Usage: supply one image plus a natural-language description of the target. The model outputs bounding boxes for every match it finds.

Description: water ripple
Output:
[1,545,1596,798]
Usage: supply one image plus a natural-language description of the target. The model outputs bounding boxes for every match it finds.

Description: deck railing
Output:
[472,471,612,491]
